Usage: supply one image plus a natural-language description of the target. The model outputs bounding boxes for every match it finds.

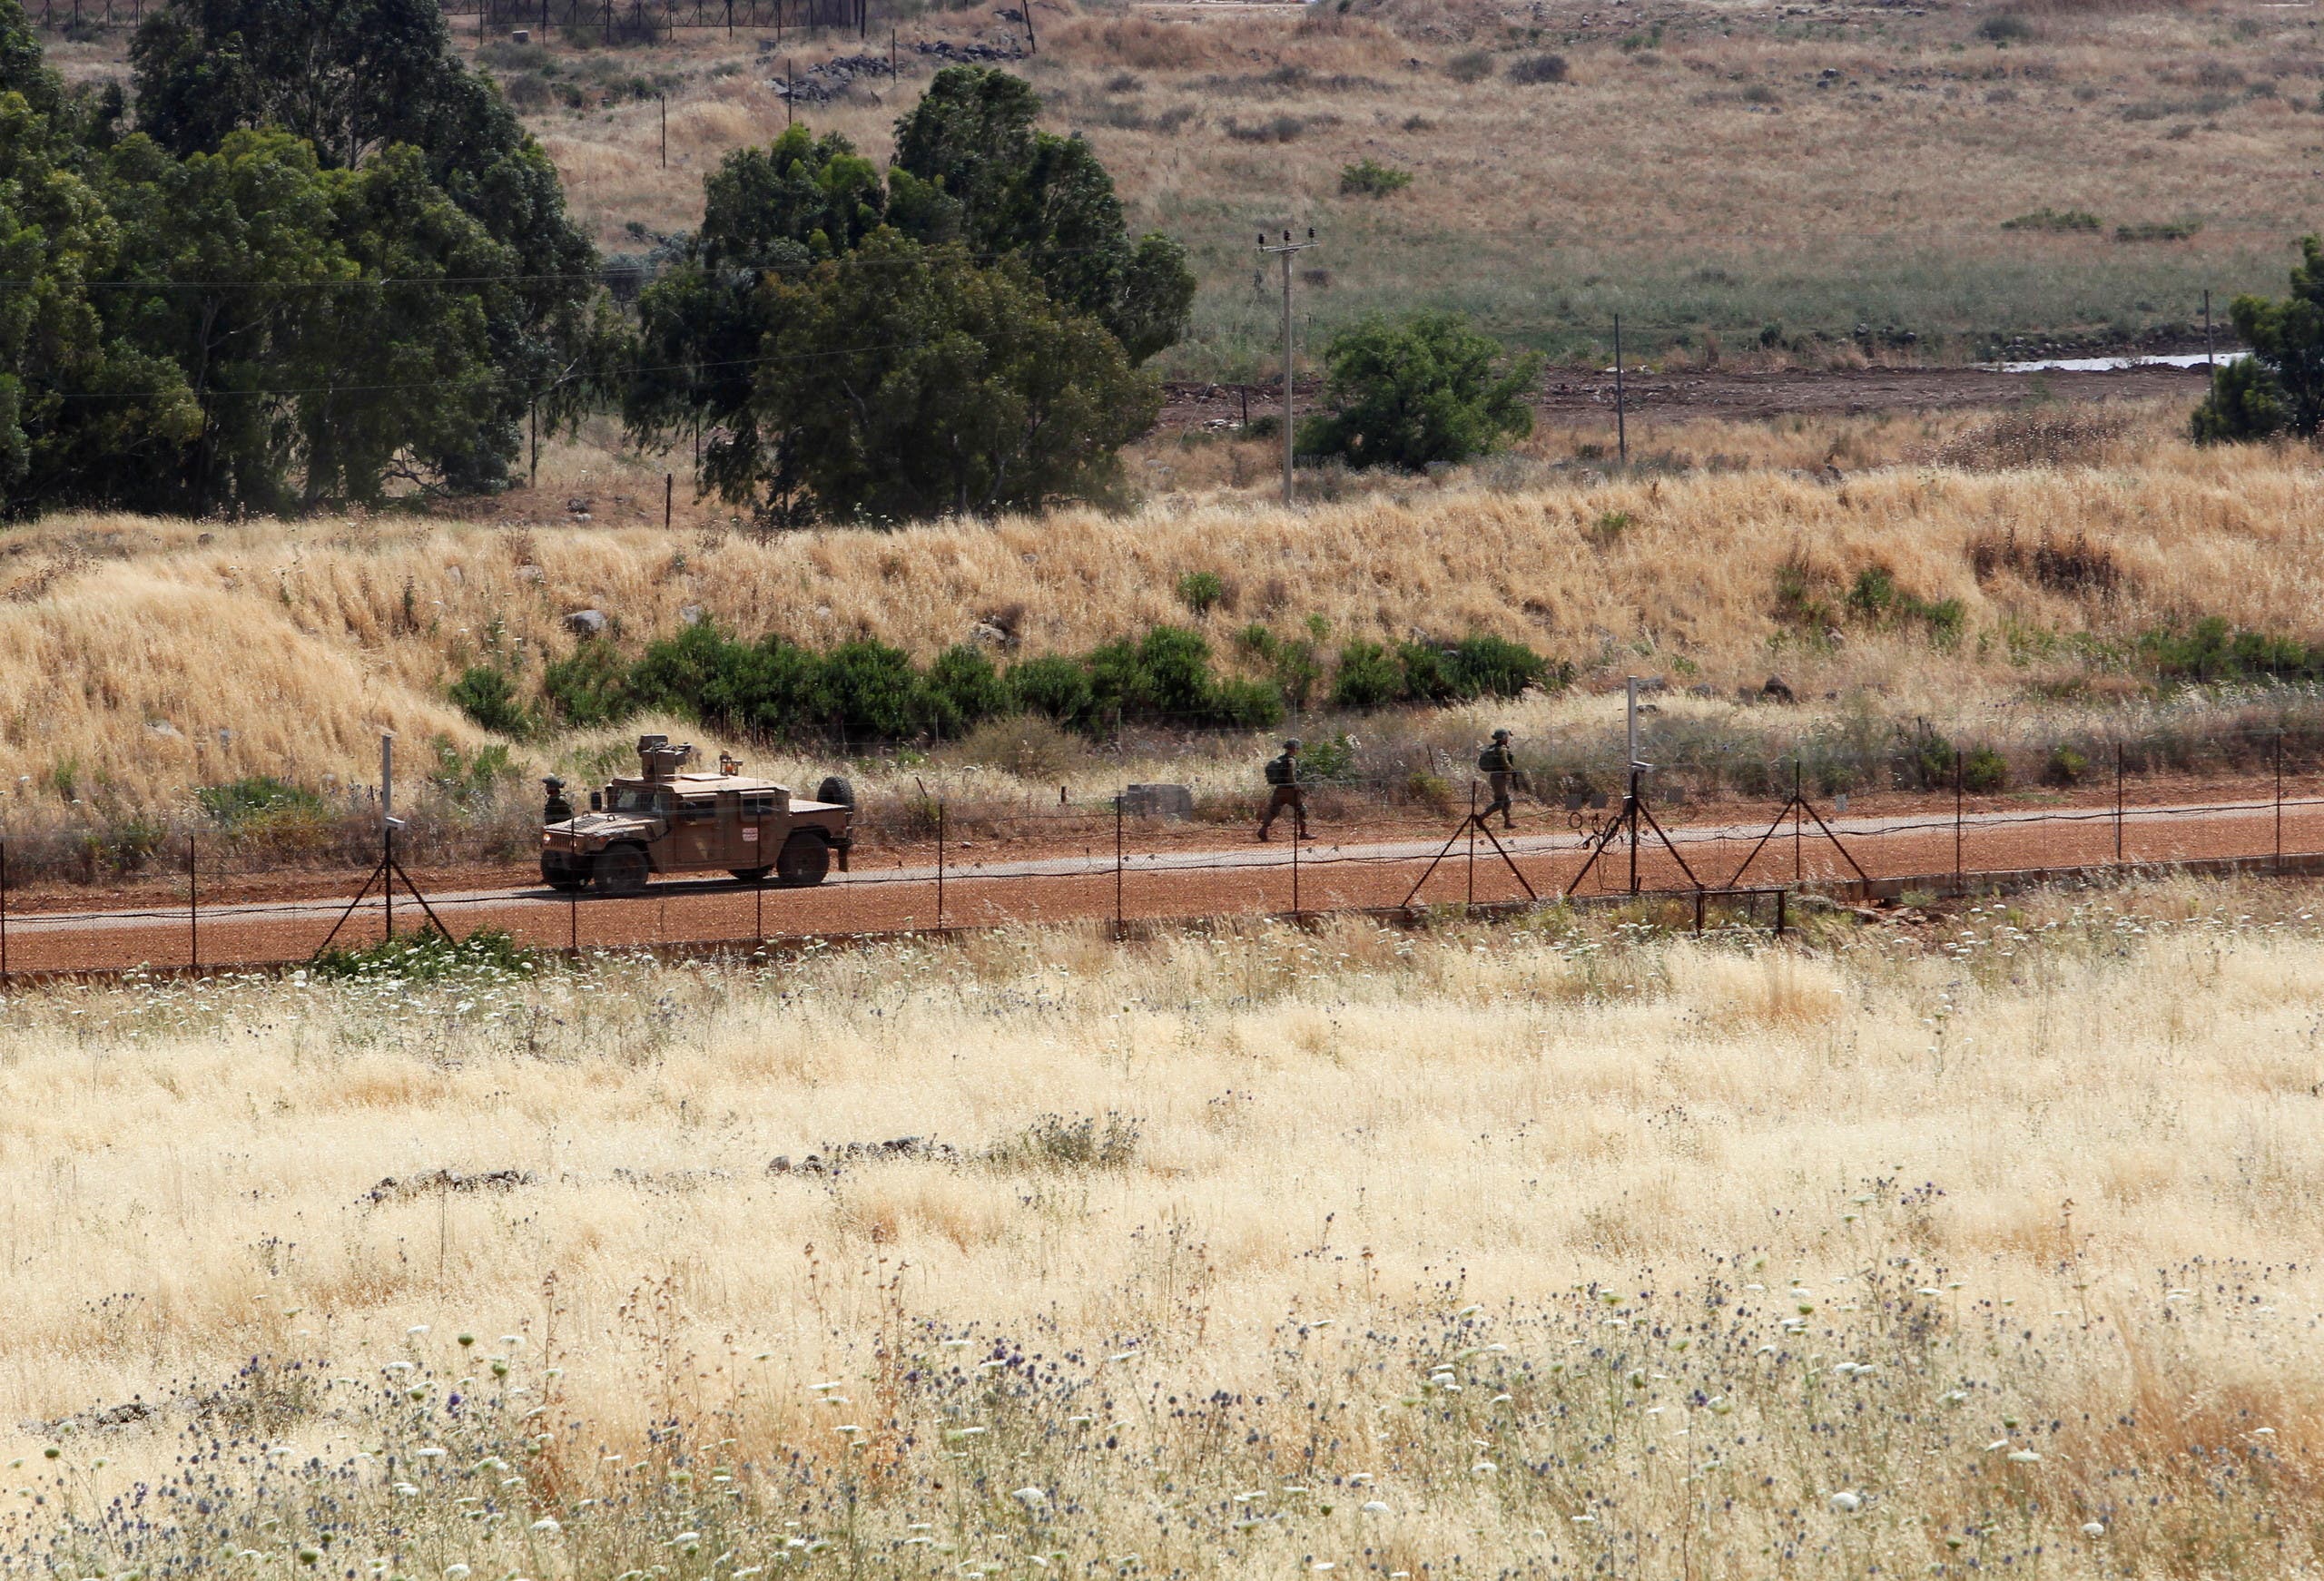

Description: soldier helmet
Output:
[542,775,566,790]
[1283,738,1303,751]
[1491,728,1512,741]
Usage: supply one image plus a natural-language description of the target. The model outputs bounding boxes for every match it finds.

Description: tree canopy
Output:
[0,0,611,516]
[2193,234,2324,443]
[1297,311,1541,473]
[626,68,1193,524]
[753,234,1158,521]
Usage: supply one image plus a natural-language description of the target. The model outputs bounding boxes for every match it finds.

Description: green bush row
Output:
[2141,616,2324,683]
[455,624,1568,744]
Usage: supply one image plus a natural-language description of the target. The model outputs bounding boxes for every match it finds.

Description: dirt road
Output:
[4,790,2315,974]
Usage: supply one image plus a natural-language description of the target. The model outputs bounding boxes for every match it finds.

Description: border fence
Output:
[2,734,2322,983]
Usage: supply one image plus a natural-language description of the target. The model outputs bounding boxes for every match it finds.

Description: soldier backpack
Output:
[1265,754,1295,786]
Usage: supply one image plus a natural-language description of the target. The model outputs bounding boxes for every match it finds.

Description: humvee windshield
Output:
[608,786,674,814]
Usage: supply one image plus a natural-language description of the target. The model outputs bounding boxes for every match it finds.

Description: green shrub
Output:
[2114,220,2201,243]
[2141,615,2324,682]
[983,1112,1141,1172]
[811,640,929,741]
[1396,640,1457,702]
[429,738,518,808]
[198,775,324,826]
[1330,640,1404,708]
[2043,744,2090,786]
[448,665,536,737]
[1976,12,2034,43]
[1209,676,1287,729]
[1963,746,2009,793]
[541,640,635,728]
[1177,570,1228,615]
[1448,633,1551,698]
[311,928,538,982]
[2001,207,2101,232]
[1339,158,1413,198]
[1008,653,1098,728]
[923,644,1009,739]
[1446,49,1493,83]
[1506,53,1569,84]
[1297,732,1361,784]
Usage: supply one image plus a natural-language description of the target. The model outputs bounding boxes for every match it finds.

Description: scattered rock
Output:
[769,49,902,103]
[1689,683,1718,699]
[610,1166,731,1193]
[145,720,181,739]
[361,1168,534,1205]
[1761,674,1797,703]
[565,496,594,516]
[679,603,705,626]
[516,564,546,584]
[769,1136,959,1178]
[564,609,606,637]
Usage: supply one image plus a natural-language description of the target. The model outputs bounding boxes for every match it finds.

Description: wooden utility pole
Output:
[1257,227,1318,506]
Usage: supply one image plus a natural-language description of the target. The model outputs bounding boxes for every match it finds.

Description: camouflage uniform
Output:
[1257,741,1308,840]
[1479,732,1517,828]
[542,777,575,826]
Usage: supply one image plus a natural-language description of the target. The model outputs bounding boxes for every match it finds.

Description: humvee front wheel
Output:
[775,830,831,888]
[593,844,650,897]
[729,866,773,883]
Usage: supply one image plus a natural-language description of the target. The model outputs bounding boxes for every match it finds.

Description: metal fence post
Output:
[570,877,579,954]
[2114,741,2124,864]
[1953,748,1964,892]
[2,839,10,978]
[936,800,946,930]
[1290,814,1300,916]
[188,834,198,967]
[1115,791,1125,936]
[1466,779,1478,911]
[2275,729,2285,870]
[1775,887,1787,938]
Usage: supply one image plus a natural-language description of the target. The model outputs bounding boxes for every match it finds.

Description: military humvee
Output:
[540,734,854,896]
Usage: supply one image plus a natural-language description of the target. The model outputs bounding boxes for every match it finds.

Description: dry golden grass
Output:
[1,877,2321,1574]
[2,405,2317,807]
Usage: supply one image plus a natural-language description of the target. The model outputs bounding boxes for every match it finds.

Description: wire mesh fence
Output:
[3,729,2322,981]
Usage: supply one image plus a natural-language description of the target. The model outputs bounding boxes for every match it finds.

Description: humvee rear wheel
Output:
[729,866,773,883]
[775,830,831,888]
[593,845,650,897]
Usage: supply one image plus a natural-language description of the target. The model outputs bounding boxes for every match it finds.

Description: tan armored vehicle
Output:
[540,734,854,895]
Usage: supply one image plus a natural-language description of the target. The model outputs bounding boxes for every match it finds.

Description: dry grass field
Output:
[0,403,2316,810]
[0,876,2319,1575]
[38,0,2324,368]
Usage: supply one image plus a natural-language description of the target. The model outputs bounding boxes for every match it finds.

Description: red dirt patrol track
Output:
[5,784,2323,973]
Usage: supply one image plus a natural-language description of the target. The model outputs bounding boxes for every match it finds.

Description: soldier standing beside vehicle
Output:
[1478,728,1518,829]
[542,775,575,825]
[1257,738,1309,841]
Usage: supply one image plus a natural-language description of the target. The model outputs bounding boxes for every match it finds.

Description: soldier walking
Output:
[1478,728,1518,830]
[542,775,575,825]
[1257,738,1309,841]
